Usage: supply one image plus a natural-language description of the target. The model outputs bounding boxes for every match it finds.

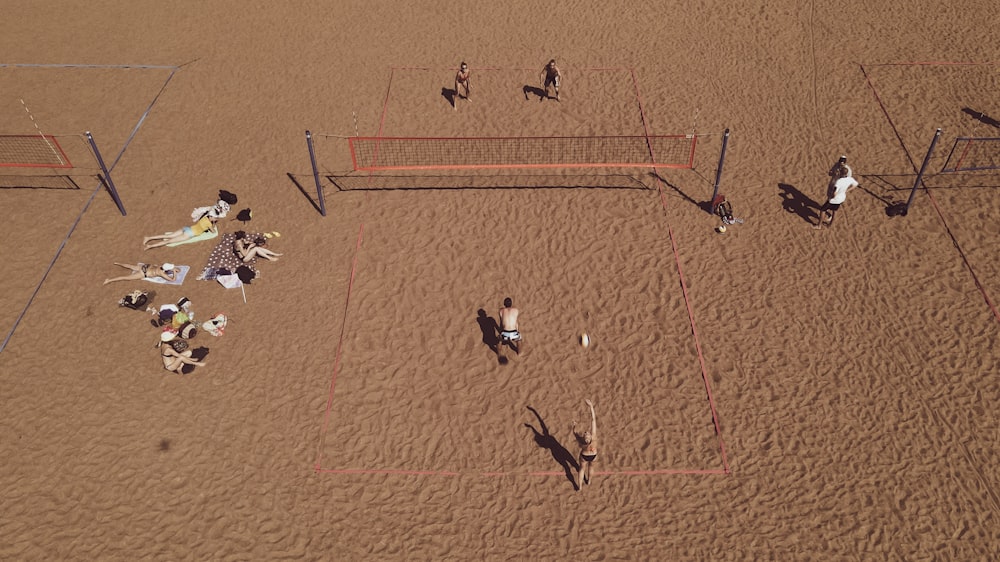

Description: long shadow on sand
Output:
[778,183,821,226]
[524,406,579,490]
[475,309,505,364]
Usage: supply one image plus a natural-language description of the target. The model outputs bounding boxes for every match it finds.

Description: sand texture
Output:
[1,1,999,559]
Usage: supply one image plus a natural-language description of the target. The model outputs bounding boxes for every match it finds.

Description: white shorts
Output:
[500,330,521,342]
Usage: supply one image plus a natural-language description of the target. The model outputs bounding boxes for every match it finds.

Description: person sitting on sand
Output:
[104,262,176,285]
[158,331,205,374]
[498,297,524,355]
[572,399,598,489]
[143,214,219,250]
[234,231,282,262]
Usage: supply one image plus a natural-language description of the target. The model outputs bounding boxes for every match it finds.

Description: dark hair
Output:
[234,231,247,240]
[218,190,238,205]
[254,237,267,246]
[503,297,513,307]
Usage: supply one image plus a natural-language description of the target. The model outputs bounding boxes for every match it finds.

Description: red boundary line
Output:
[314,223,365,472]
[352,134,691,141]
[390,65,632,72]
[860,63,1000,325]
[860,61,997,67]
[0,134,73,168]
[366,68,395,187]
[629,67,731,475]
[315,68,731,477]
[355,162,692,172]
[316,468,729,476]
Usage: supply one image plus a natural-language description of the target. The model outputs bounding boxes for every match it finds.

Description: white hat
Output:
[162,263,175,271]
[160,330,176,342]
[208,200,231,218]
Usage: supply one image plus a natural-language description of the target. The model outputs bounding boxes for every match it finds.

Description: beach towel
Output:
[167,229,218,247]
[144,265,190,285]
[197,232,261,281]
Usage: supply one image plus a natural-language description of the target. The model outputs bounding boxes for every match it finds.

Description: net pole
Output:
[305,130,327,216]
[85,131,126,216]
[903,128,942,216]
[710,128,730,212]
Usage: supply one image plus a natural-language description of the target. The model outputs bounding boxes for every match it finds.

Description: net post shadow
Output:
[962,107,1000,130]
[286,172,325,215]
[649,170,702,210]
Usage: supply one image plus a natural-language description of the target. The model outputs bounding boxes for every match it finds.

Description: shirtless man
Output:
[104,262,176,285]
[539,59,562,101]
[454,61,471,108]
[498,297,524,355]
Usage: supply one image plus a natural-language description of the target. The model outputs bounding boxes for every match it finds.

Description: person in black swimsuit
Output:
[572,399,598,488]
[104,262,176,285]
[454,61,471,108]
[539,59,562,101]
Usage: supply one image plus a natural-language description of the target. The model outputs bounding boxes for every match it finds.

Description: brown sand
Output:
[2,1,999,559]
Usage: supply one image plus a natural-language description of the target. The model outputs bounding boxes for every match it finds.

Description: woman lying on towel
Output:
[104,262,176,285]
[234,231,282,262]
[158,331,206,374]
[143,214,219,250]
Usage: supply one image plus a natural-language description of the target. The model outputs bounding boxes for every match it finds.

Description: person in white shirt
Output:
[815,160,859,229]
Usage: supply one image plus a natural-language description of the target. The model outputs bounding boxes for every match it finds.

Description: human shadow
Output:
[522,85,548,101]
[182,346,210,375]
[962,107,1000,129]
[778,183,821,225]
[441,87,458,108]
[524,406,579,490]
[475,308,503,363]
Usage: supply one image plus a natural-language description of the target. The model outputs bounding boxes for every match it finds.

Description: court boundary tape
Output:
[860,61,1000,325]
[0,63,181,354]
[314,67,730,477]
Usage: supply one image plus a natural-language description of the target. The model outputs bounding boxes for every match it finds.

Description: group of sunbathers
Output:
[107,190,267,375]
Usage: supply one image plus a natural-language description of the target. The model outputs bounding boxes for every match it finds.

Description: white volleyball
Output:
[581,333,590,348]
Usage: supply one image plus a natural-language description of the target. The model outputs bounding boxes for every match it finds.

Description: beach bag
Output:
[715,198,734,223]
[171,310,190,329]
[202,313,228,337]
[179,322,198,339]
[119,290,148,310]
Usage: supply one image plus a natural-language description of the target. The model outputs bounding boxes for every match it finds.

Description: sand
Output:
[1,1,999,559]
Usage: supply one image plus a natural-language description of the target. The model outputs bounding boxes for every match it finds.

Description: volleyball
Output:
[717,225,727,233]
[580,333,590,348]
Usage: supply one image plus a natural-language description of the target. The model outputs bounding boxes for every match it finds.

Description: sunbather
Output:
[104,262,176,285]
[143,215,219,250]
[158,331,205,374]
[234,231,282,262]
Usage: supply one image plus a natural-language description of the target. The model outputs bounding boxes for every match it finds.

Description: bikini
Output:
[581,450,597,462]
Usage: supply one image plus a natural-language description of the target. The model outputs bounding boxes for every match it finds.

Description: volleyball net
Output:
[0,134,73,168]
[941,136,1000,173]
[347,134,697,171]
[0,131,126,213]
